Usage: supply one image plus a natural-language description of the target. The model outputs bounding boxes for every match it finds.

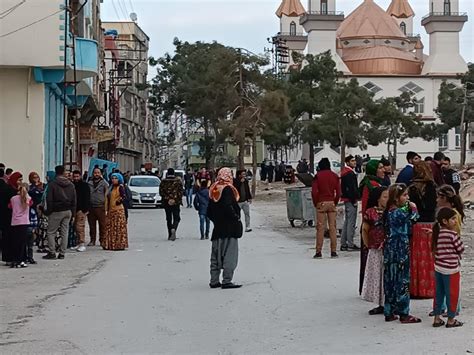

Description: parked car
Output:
[128,175,161,208]
[164,169,186,182]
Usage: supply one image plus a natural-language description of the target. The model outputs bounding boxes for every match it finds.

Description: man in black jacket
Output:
[340,155,360,251]
[43,165,76,260]
[72,170,91,252]
[234,170,253,232]
[442,156,461,194]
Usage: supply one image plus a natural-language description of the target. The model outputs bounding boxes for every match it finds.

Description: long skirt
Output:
[361,249,384,306]
[103,209,128,251]
[410,223,435,298]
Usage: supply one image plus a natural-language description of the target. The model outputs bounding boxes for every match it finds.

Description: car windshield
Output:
[130,178,160,187]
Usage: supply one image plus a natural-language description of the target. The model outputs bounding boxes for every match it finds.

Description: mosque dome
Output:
[276,0,306,18]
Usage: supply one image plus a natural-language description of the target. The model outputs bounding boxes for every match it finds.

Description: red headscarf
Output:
[8,172,22,190]
[209,167,240,202]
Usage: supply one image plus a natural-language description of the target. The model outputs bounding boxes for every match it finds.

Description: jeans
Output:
[164,205,181,237]
[199,214,210,238]
[47,210,72,255]
[185,188,193,207]
[238,201,251,229]
[341,202,358,247]
[316,201,337,253]
[434,271,461,318]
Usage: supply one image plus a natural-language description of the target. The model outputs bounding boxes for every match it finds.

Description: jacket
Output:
[74,180,91,213]
[233,178,252,203]
[159,177,183,206]
[207,186,242,240]
[396,164,413,186]
[311,170,341,206]
[88,178,108,208]
[45,176,76,215]
[0,180,16,229]
[193,188,210,215]
[443,169,461,194]
[340,166,359,204]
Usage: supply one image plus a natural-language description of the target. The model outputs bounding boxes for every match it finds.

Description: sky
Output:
[101,0,474,74]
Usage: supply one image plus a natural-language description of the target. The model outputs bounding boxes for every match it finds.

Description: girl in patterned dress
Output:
[383,184,421,323]
[361,187,388,315]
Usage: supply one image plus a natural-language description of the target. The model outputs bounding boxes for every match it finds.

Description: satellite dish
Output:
[130,12,138,22]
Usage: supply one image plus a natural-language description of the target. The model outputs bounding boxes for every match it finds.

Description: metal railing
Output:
[276,32,306,37]
[406,33,421,38]
[422,12,468,20]
[306,11,344,16]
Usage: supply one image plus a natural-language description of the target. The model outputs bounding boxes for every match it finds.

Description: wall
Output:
[0,69,45,176]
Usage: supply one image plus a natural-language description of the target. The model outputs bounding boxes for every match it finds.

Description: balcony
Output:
[421,12,468,26]
[65,37,99,81]
[274,32,308,43]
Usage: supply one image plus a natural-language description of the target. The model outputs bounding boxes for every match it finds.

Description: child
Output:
[193,179,210,240]
[436,185,464,236]
[8,183,33,268]
[383,184,421,323]
[361,187,388,315]
[432,207,464,328]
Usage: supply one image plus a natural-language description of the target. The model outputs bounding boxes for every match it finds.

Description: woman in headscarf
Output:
[207,167,243,289]
[408,161,437,298]
[359,160,385,295]
[103,173,128,251]
[1,172,23,264]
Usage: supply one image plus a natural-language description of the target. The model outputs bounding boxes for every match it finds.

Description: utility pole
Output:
[460,81,473,167]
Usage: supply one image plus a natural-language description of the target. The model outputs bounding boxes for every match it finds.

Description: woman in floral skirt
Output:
[103,173,128,251]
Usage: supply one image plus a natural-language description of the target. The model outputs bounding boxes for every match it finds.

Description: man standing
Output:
[159,168,184,241]
[431,151,446,186]
[184,168,194,208]
[380,158,392,187]
[72,170,90,252]
[340,155,360,251]
[43,165,76,260]
[87,168,108,246]
[442,156,461,194]
[234,170,253,232]
[396,151,421,186]
[267,162,275,183]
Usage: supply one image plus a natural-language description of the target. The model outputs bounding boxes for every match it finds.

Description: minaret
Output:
[421,0,468,75]
[275,0,308,68]
[387,0,415,35]
[300,0,350,73]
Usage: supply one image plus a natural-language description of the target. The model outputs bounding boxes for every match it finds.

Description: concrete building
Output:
[0,0,100,177]
[273,0,470,166]
[101,22,156,173]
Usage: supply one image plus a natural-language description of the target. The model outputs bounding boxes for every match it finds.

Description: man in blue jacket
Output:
[193,179,210,240]
[396,151,421,186]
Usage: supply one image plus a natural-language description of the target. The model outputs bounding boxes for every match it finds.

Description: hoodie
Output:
[45,176,76,215]
[340,166,359,204]
[193,188,210,215]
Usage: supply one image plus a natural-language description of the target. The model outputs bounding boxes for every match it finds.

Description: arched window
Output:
[444,0,451,15]
[400,22,407,34]
[321,0,328,14]
[289,21,296,36]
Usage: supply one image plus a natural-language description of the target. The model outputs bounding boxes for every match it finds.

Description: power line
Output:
[111,0,122,20]
[0,9,62,38]
[128,0,135,13]
[0,0,26,19]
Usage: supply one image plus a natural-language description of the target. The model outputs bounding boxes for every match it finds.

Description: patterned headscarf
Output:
[209,167,240,203]
[8,172,22,190]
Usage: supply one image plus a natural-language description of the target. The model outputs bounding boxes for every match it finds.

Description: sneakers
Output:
[57,254,65,260]
[313,252,322,259]
[170,229,176,241]
[209,282,222,289]
[348,245,360,251]
[331,252,338,258]
[205,234,209,239]
[221,283,242,289]
[340,246,348,251]
[76,244,86,252]
[245,228,252,232]
[42,252,56,260]
[19,262,28,268]
[87,242,95,247]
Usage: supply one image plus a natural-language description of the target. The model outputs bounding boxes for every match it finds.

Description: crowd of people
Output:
[0,164,130,269]
[310,151,465,328]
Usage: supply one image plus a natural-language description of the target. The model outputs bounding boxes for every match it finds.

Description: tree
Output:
[436,64,474,166]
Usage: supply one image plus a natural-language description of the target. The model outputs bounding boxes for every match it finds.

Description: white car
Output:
[128,175,161,208]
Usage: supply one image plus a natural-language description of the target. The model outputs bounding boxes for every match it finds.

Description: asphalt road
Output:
[1,205,473,354]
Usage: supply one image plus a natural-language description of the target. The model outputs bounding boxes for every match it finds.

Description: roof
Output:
[337,0,407,40]
[387,0,415,19]
[276,0,306,18]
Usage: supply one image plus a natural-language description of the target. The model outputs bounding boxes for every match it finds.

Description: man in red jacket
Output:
[311,158,341,259]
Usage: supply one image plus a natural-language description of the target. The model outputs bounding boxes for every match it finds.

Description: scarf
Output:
[359,160,382,192]
[8,172,22,190]
[209,167,240,203]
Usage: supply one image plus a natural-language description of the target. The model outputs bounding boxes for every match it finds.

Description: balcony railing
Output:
[277,32,306,37]
[307,11,344,16]
[422,12,468,20]
[406,33,421,38]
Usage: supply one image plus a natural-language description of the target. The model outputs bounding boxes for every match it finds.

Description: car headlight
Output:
[132,191,139,196]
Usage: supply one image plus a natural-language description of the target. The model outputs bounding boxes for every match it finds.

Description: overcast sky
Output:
[102,0,473,68]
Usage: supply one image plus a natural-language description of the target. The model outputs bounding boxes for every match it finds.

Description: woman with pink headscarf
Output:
[207,168,243,289]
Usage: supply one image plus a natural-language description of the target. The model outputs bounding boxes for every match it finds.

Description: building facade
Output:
[274,0,470,166]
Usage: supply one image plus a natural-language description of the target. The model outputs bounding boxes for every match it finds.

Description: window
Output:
[362,81,383,94]
[444,0,451,15]
[399,82,423,95]
[129,177,160,187]
[289,21,296,36]
[414,97,425,114]
[455,126,461,148]
[321,0,328,14]
[439,134,448,149]
[400,22,407,35]
[245,145,252,157]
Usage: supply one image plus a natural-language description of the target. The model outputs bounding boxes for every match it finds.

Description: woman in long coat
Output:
[103,173,128,251]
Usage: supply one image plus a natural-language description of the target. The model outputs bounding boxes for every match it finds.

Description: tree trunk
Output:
[340,133,346,171]
[309,144,314,174]
[461,120,468,167]
[237,133,245,170]
[393,138,398,171]
[251,128,257,197]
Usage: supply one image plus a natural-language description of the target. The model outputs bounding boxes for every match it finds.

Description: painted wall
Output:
[0,69,45,176]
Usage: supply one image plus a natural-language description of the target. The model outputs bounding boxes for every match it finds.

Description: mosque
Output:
[274,0,470,166]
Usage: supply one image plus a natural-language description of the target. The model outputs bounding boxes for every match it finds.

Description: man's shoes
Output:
[331,252,339,258]
[340,246,348,251]
[200,236,205,240]
[27,258,37,264]
[76,245,86,252]
[57,254,65,260]
[170,229,176,241]
[221,283,242,289]
[42,253,56,260]
[87,242,95,247]
[313,252,322,259]
[348,245,360,251]
[205,234,209,239]
[245,228,252,232]
[209,282,222,289]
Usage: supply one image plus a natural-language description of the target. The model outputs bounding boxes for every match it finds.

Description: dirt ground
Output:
[253,180,474,313]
